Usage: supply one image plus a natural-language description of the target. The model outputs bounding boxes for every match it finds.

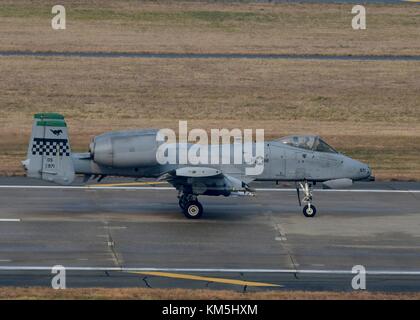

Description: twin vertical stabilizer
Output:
[22,113,75,185]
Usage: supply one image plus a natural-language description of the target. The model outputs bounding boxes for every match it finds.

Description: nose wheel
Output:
[297,181,317,218]
[303,204,317,217]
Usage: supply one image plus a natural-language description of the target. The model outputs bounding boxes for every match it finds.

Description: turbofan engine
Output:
[89,130,159,167]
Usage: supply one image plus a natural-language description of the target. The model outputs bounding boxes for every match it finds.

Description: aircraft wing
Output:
[158,166,255,196]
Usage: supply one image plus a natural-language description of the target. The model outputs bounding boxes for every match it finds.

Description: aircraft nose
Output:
[358,162,372,180]
[365,165,375,180]
[345,157,372,180]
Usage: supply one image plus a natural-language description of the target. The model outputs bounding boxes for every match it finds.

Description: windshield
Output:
[313,138,338,153]
[278,135,338,154]
[279,135,315,151]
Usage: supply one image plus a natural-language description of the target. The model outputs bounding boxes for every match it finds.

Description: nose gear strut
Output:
[296,181,317,217]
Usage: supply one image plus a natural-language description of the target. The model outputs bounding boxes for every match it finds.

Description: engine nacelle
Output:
[89,130,159,168]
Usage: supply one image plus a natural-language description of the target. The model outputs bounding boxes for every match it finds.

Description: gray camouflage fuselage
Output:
[72,129,371,191]
[23,114,373,218]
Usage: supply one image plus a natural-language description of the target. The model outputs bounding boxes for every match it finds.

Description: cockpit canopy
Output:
[277,135,338,154]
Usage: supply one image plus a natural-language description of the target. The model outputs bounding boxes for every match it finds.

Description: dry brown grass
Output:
[0,1,419,55]
[0,287,419,300]
[0,2,419,179]
[0,57,419,179]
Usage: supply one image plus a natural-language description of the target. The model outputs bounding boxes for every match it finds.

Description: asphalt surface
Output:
[0,177,419,292]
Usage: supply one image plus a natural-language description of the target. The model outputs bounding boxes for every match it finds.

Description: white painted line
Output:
[101,226,127,230]
[274,224,287,241]
[0,266,419,276]
[0,185,174,191]
[0,219,21,222]
[255,188,420,193]
[275,236,287,241]
[0,185,419,193]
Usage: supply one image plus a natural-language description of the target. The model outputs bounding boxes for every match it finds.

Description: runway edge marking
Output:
[0,185,419,193]
[1,266,420,276]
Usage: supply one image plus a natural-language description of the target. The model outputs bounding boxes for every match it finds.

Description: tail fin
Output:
[22,113,75,185]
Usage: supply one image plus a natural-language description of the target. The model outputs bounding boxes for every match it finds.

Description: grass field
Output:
[0,1,419,180]
[1,57,419,180]
[1,287,420,300]
[0,1,419,55]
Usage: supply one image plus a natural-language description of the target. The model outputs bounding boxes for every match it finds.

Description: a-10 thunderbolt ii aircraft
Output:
[22,113,373,219]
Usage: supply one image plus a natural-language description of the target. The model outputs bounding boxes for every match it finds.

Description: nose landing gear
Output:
[296,181,317,218]
[303,203,317,217]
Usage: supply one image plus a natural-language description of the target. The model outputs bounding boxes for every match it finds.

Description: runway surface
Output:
[0,177,419,292]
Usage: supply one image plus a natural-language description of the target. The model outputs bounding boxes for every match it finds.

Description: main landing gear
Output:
[296,181,317,218]
[178,193,203,219]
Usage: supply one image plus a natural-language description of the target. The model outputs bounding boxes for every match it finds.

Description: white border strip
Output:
[256,188,420,193]
[0,185,174,191]
[0,185,419,193]
[0,266,419,276]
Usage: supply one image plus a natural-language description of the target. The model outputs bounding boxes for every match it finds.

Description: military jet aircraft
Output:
[22,113,373,219]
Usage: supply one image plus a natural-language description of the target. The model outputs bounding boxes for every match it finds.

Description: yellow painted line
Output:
[130,271,282,287]
[90,181,168,187]
[402,0,420,2]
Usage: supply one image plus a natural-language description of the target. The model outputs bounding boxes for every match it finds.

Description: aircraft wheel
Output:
[303,204,317,218]
[179,198,186,210]
[183,201,203,219]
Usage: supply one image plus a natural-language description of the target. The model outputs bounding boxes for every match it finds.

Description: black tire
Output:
[183,201,203,219]
[303,204,317,218]
[179,198,186,210]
